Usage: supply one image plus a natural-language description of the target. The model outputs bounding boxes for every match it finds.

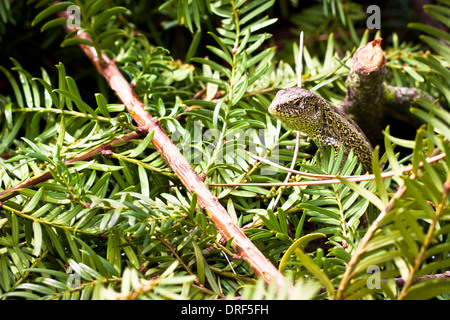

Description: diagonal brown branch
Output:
[56,10,292,295]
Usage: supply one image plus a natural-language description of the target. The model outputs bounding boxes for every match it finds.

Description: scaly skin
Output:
[268,87,373,172]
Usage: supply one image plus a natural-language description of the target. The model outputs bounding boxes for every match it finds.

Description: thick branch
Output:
[56,11,291,294]
[394,271,450,287]
[341,39,441,146]
[342,38,386,146]
[383,84,441,107]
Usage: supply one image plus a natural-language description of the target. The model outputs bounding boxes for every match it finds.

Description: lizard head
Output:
[268,87,323,135]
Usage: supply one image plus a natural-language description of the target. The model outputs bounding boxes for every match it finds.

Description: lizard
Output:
[268,87,374,173]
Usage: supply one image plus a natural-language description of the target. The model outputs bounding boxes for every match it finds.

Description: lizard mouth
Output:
[268,100,290,118]
[268,102,294,120]
[267,103,277,115]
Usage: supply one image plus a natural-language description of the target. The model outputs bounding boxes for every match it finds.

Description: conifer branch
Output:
[0,131,144,203]
[56,9,293,296]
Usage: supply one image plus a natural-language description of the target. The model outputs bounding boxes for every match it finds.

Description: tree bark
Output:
[342,38,386,146]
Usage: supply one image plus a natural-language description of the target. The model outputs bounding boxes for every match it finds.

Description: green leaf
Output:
[1,291,42,300]
[207,31,232,63]
[404,179,437,219]
[411,108,450,140]
[138,166,149,198]
[207,45,233,65]
[93,7,128,30]
[4,102,12,130]
[415,98,450,127]
[53,89,97,117]
[267,208,281,231]
[384,129,416,149]
[372,147,388,204]
[0,112,26,154]
[22,187,45,213]
[107,232,121,274]
[279,233,326,272]
[156,97,166,116]
[182,0,193,32]
[191,57,231,78]
[55,62,67,110]
[32,2,72,26]
[246,17,277,33]
[323,33,335,70]
[0,65,23,106]
[192,241,205,284]
[231,73,248,106]
[23,268,70,281]
[11,213,19,246]
[240,0,274,25]
[61,37,95,48]
[97,28,126,45]
[95,93,109,117]
[277,207,288,235]
[203,258,221,293]
[294,248,335,298]
[40,17,68,32]
[43,225,66,259]
[86,0,111,18]
[32,221,42,257]
[33,77,60,108]
[415,54,450,81]
[73,237,107,275]
[404,66,424,82]
[64,229,81,262]
[424,4,450,27]
[353,250,403,276]
[10,64,34,108]
[185,29,202,62]
[119,234,140,269]
[187,192,198,220]
[72,161,123,172]
[55,115,66,158]
[236,27,251,56]
[404,279,450,300]
[212,98,224,129]
[248,62,269,85]
[130,130,154,158]
[408,22,450,43]
[337,177,385,212]
[420,35,450,61]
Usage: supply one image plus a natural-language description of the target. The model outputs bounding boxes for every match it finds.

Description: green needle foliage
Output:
[0,0,449,300]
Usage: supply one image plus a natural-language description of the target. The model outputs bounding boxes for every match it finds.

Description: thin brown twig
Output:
[394,271,450,288]
[210,153,447,187]
[0,131,144,203]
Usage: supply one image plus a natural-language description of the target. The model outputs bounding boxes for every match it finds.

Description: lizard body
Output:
[268,87,373,172]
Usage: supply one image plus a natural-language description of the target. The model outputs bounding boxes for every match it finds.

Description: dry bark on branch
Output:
[341,38,440,147]
[341,38,387,146]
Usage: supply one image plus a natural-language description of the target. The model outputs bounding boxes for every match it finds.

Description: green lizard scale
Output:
[268,87,373,172]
